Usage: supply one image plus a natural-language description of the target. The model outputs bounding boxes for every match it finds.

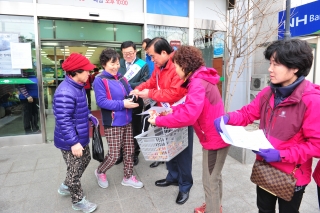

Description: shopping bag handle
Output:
[142,115,150,133]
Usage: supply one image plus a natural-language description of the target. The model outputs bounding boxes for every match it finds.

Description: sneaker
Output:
[72,196,97,213]
[94,169,108,188]
[194,203,206,213]
[58,183,70,196]
[121,175,144,188]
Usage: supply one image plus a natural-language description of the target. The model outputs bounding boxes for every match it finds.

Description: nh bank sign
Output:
[278,0,320,39]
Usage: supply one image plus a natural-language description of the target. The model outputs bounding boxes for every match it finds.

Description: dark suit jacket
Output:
[118,58,150,89]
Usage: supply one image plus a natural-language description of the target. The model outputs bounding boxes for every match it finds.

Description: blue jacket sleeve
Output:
[93,77,125,111]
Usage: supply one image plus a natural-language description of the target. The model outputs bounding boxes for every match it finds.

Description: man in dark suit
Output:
[116,41,150,166]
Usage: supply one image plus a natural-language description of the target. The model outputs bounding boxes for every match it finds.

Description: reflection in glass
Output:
[0,15,41,137]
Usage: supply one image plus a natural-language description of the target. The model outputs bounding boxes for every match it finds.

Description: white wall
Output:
[194,0,226,21]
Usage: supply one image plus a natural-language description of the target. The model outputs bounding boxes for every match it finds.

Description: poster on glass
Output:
[0,33,21,76]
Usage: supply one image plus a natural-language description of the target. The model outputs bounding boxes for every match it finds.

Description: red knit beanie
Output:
[62,53,95,72]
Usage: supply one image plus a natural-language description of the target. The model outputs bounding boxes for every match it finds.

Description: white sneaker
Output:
[94,169,108,188]
[121,175,144,188]
[72,196,97,213]
[58,183,70,195]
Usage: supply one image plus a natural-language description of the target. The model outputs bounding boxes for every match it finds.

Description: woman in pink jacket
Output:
[215,39,320,213]
[148,45,229,213]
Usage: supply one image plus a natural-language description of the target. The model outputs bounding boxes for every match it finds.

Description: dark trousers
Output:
[142,104,151,132]
[318,186,320,209]
[166,126,194,192]
[131,98,144,157]
[256,185,305,213]
[85,89,91,109]
[21,98,39,134]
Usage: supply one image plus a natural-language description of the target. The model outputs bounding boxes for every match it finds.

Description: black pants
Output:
[318,185,320,209]
[142,104,151,132]
[85,89,91,109]
[131,98,144,157]
[21,98,39,134]
[256,185,305,213]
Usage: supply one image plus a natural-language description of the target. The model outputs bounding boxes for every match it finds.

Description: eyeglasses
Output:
[122,51,135,56]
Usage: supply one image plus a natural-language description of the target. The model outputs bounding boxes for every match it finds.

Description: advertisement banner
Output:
[0,33,21,75]
[278,1,320,38]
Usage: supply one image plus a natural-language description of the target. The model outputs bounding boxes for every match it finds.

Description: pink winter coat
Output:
[156,66,229,150]
[228,80,320,186]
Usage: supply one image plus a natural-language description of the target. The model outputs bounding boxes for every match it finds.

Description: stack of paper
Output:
[220,118,274,151]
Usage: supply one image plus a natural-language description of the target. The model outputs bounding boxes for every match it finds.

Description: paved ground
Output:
[0,135,318,213]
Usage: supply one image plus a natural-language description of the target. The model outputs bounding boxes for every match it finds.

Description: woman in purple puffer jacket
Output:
[53,53,99,213]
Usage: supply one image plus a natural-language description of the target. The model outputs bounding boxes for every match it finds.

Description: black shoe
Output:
[176,191,189,205]
[150,161,164,168]
[133,156,139,166]
[114,157,123,165]
[155,179,179,187]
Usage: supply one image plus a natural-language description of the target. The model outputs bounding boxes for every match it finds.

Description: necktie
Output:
[126,62,131,71]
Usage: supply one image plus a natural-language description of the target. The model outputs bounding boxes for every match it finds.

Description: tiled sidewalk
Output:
[0,135,318,213]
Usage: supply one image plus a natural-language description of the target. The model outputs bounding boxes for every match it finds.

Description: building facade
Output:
[0,0,228,146]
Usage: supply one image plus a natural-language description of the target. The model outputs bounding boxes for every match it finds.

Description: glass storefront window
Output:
[147,25,189,45]
[55,20,114,42]
[39,19,54,39]
[0,15,41,137]
[116,24,142,42]
[0,0,32,2]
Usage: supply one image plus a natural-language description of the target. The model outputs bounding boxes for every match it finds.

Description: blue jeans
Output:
[166,126,193,192]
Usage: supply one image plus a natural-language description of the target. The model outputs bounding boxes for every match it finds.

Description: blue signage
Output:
[278,1,320,39]
[147,0,188,17]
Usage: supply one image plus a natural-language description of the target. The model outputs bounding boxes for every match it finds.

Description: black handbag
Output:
[92,125,104,162]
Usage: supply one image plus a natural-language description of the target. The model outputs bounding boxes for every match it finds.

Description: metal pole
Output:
[284,0,291,40]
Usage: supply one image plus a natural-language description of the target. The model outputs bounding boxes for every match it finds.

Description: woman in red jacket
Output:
[148,45,229,213]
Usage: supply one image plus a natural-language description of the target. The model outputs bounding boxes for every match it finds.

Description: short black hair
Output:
[120,41,136,51]
[67,70,84,77]
[146,37,173,55]
[264,39,313,77]
[142,38,151,45]
[99,48,120,67]
[93,67,99,72]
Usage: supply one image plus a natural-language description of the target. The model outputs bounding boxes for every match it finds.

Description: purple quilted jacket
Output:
[53,76,90,151]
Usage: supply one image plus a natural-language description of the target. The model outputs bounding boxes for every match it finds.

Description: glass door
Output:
[40,41,142,141]
[41,46,67,141]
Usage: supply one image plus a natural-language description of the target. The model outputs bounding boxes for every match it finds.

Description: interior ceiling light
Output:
[87,49,95,52]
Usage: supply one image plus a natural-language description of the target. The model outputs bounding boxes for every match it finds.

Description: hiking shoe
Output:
[72,196,97,213]
[95,169,108,188]
[194,203,206,213]
[121,175,144,188]
[58,183,70,196]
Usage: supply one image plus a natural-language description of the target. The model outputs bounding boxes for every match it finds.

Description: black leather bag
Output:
[92,125,104,162]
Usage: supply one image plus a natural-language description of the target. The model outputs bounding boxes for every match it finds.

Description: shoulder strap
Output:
[119,78,130,95]
[99,74,130,95]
